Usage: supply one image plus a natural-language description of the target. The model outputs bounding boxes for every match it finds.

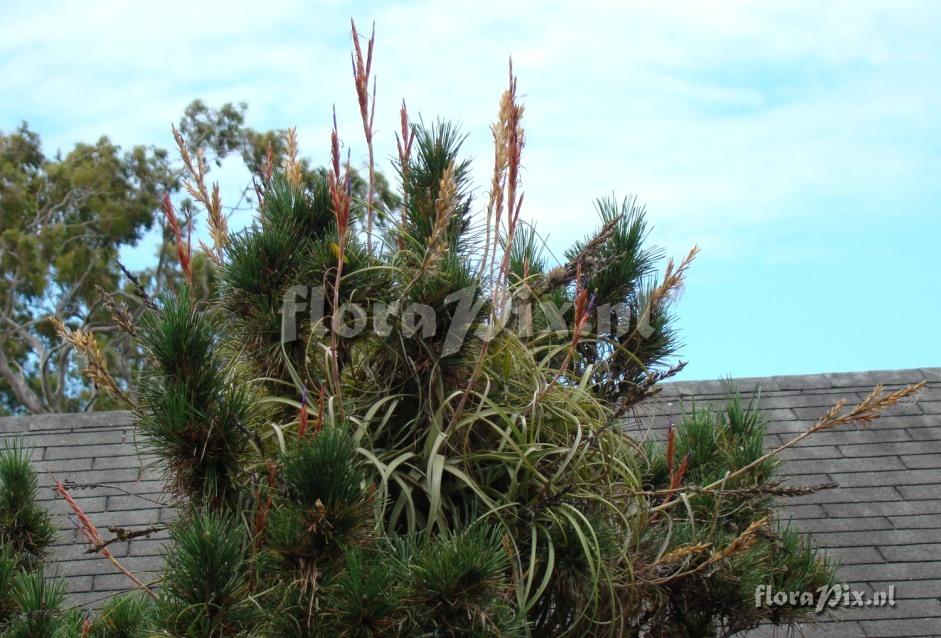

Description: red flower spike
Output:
[162,193,192,283]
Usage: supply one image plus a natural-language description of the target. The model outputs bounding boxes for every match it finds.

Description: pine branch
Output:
[530,214,622,295]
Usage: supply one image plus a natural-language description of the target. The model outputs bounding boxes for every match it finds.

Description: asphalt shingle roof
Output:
[0,367,938,635]
[0,411,170,608]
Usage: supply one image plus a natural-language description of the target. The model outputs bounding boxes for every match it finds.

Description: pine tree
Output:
[35,20,923,638]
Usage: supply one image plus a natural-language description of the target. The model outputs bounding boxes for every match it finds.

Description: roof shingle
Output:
[1,367,938,634]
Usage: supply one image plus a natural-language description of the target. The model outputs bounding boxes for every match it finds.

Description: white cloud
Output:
[2,0,939,263]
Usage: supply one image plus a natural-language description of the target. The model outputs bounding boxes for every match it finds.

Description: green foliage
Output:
[633,397,836,635]
[0,545,18,625]
[0,440,55,566]
[136,287,258,506]
[85,594,152,638]
[319,546,407,636]
[0,569,74,638]
[156,510,256,637]
[647,394,780,528]
[528,510,621,634]
[565,196,673,399]
[268,427,372,567]
[177,100,250,163]
[0,121,176,414]
[405,523,520,636]
[637,518,835,635]
[397,121,473,252]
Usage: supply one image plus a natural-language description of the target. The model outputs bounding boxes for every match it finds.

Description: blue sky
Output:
[1,0,939,380]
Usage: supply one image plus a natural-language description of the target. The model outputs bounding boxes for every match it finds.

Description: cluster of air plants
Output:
[41,19,924,638]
